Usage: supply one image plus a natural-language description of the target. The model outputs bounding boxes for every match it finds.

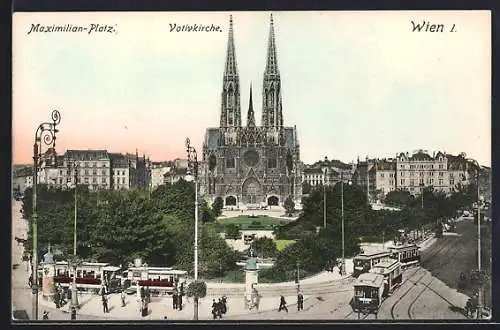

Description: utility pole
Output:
[323,167,327,229]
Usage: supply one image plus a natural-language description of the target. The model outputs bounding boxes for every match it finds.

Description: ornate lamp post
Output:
[31,110,61,320]
[66,161,80,310]
[340,173,352,275]
[185,137,200,320]
[467,158,483,318]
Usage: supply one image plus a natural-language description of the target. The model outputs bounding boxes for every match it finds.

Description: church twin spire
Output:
[220,14,283,129]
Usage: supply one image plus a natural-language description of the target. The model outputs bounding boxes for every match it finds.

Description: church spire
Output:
[262,14,283,128]
[224,15,238,76]
[247,83,256,127]
[265,13,279,76]
[220,15,241,128]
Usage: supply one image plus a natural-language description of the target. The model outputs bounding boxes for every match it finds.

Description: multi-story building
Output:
[12,166,34,194]
[37,149,150,191]
[352,151,476,199]
[150,162,171,188]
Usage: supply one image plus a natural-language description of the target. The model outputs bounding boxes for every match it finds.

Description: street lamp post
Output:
[340,172,345,275]
[67,161,80,310]
[185,138,199,321]
[467,158,483,318]
[31,110,61,320]
[323,167,327,229]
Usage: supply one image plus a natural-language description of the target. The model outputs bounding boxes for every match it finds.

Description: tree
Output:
[284,196,295,216]
[225,224,241,240]
[252,237,278,258]
[186,280,207,298]
[211,197,224,218]
[384,190,413,207]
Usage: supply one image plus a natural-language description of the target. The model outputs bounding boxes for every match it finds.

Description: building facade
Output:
[200,15,302,209]
[352,151,475,199]
[37,149,150,191]
[301,157,355,189]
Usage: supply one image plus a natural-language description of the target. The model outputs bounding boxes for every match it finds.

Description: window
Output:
[122,178,126,184]
[400,179,405,185]
[93,162,97,167]
[439,179,443,185]
[430,178,434,184]
[267,158,277,168]
[93,170,97,175]
[84,169,89,175]
[84,177,89,184]
[450,179,455,185]
[439,172,444,177]
[380,173,384,178]
[410,179,414,186]
[419,179,424,185]
[102,178,107,184]
[122,170,126,175]
[93,177,97,183]
[400,172,404,177]
[59,170,63,175]
[410,172,414,177]
[420,172,424,177]
[439,165,444,169]
[226,158,235,168]
[102,169,107,175]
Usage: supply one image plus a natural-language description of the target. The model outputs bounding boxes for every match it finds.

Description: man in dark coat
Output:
[216,298,223,319]
[211,299,217,319]
[297,292,304,311]
[173,291,178,310]
[278,296,288,312]
[177,292,183,311]
[102,294,109,313]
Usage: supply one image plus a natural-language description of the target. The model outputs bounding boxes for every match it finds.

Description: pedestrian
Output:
[28,275,32,288]
[121,290,126,307]
[178,292,183,311]
[173,291,178,310]
[211,299,217,319]
[70,306,77,320]
[42,311,49,320]
[217,298,223,319]
[141,299,148,317]
[278,296,288,313]
[140,286,145,301]
[297,292,304,311]
[221,296,227,314]
[102,293,109,313]
[54,290,60,309]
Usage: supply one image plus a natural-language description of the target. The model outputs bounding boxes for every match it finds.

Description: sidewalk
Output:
[38,292,304,320]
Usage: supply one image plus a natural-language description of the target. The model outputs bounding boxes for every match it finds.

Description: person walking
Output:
[297,292,304,311]
[211,299,217,319]
[278,296,288,313]
[102,293,109,313]
[70,306,77,320]
[216,298,223,319]
[177,292,183,311]
[42,311,49,320]
[173,291,178,310]
[121,289,126,307]
[141,299,148,317]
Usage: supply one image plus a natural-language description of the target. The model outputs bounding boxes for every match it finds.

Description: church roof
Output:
[65,149,109,161]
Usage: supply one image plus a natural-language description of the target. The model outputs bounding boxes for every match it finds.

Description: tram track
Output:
[389,232,470,320]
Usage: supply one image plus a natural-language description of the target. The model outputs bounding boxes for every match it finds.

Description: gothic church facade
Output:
[201,15,303,209]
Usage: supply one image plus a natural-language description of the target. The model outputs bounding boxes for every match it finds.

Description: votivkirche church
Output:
[200,15,303,210]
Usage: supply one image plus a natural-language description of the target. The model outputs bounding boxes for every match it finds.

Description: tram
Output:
[369,259,402,296]
[352,251,391,277]
[51,262,122,291]
[388,243,420,269]
[123,266,187,295]
[352,272,385,313]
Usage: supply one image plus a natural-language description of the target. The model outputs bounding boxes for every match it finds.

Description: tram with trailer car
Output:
[369,259,402,296]
[353,273,385,313]
[123,267,187,296]
[352,251,391,277]
[388,244,420,269]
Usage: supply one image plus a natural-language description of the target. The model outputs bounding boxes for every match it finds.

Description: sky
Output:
[12,11,491,166]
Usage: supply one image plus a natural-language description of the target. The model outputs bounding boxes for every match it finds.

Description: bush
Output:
[186,280,207,299]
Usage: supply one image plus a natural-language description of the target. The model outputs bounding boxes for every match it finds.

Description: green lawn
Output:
[215,215,287,230]
[275,239,296,251]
